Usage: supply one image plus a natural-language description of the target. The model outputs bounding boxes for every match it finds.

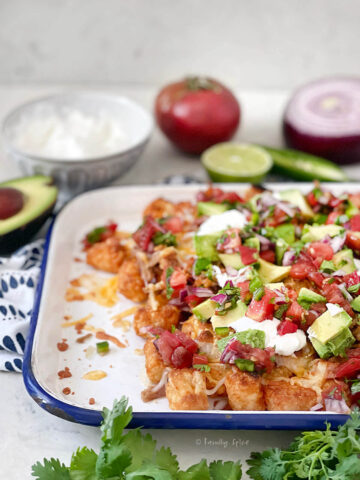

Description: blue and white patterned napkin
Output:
[0,240,44,372]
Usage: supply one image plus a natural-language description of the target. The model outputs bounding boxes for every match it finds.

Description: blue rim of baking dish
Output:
[22,204,350,430]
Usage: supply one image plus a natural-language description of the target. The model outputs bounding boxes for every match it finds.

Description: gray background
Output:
[1,0,359,89]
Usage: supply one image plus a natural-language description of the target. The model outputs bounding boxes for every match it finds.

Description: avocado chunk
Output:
[275,238,288,265]
[194,232,222,261]
[333,249,356,274]
[257,258,291,284]
[278,189,314,218]
[351,296,360,312]
[274,223,295,244]
[308,307,355,358]
[192,298,217,321]
[297,288,326,309]
[311,329,355,359]
[0,175,58,254]
[218,253,244,270]
[197,201,229,216]
[244,237,260,251]
[210,300,247,329]
[301,224,344,243]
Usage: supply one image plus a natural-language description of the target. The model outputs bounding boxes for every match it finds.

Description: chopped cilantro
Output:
[217,329,265,351]
[152,231,177,246]
[86,226,106,244]
[348,283,360,294]
[194,257,212,276]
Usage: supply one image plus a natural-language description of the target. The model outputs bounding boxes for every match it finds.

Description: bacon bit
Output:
[75,322,85,334]
[57,339,69,352]
[76,333,92,344]
[134,348,144,356]
[71,392,75,395]
[58,367,72,379]
[63,315,72,321]
[96,331,126,348]
[141,385,166,402]
[61,313,93,328]
[74,257,83,263]
[70,278,81,287]
[89,397,95,405]
[83,370,107,380]
[62,387,71,395]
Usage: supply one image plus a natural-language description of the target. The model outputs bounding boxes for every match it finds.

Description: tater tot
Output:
[134,304,180,338]
[143,198,175,219]
[166,369,208,410]
[264,380,317,411]
[225,368,265,411]
[118,257,147,302]
[205,363,229,396]
[144,339,166,384]
[86,237,125,273]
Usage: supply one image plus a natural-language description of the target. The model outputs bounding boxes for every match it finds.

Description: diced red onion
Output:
[255,234,275,250]
[323,234,345,253]
[187,286,213,297]
[324,398,351,414]
[333,270,346,276]
[338,283,353,301]
[179,289,188,302]
[260,192,277,208]
[211,293,227,304]
[284,77,360,165]
[277,201,296,217]
[310,402,323,411]
[225,280,234,288]
[273,289,287,305]
[226,265,238,276]
[282,249,296,266]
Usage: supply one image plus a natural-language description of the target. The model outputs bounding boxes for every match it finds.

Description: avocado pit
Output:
[0,187,25,220]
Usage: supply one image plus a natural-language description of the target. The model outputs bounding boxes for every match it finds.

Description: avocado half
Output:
[0,175,58,254]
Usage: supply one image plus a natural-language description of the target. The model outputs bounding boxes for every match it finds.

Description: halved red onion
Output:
[284,77,360,164]
[282,249,296,266]
[211,293,227,304]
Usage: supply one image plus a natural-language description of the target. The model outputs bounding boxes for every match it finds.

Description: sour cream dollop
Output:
[228,316,307,356]
[197,210,247,236]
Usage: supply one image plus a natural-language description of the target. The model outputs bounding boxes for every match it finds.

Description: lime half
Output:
[201,143,273,183]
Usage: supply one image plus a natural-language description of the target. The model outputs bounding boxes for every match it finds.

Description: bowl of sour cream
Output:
[2,92,153,201]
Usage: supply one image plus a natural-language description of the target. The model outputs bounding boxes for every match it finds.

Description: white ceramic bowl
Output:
[2,92,153,202]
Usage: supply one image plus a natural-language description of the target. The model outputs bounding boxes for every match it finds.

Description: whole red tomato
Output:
[155,77,241,154]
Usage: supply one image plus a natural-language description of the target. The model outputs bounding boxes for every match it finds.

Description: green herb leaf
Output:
[70,447,97,480]
[217,330,265,352]
[31,458,71,479]
[178,459,211,480]
[165,267,174,299]
[194,257,212,277]
[86,227,106,244]
[209,460,242,480]
[152,231,177,247]
[193,364,211,372]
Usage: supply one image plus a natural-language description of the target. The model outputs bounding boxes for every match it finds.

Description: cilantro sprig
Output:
[31,397,242,479]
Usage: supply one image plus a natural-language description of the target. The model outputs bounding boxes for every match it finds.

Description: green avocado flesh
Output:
[0,175,58,251]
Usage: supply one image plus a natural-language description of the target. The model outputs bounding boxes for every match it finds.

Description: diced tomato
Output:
[169,270,187,289]
[260,249,275,263]
[217,228,241,252]
[290,262,315,279]
[220,339,274,373]
[326,211,340,225]
[347,348,360,358]
[308,271,325,288]
[154,331,182,364]
[308,242,334,264]
[350,214,360,232]
[171,346,193,368]
[266,206,289,227]
[237,281,251,302]
[346,231,360,252]
[321,283,354,317]
[185,294,202,308]
[344,272,360,288]
[155,330,198,368]
[238,245,258,265]
[335,358,360,379]
[322,383,346,401]
[285,301,304,324]
[196,187,243,204]
[329,197,343,208]
[162,216,183,233]
[304,302,327,329]
[277,320,298,335]
[192,353,208,365]
[307,191,318,207]
[133,216,162,251]
[247,289,276,322]
[349,193,360,208]
[174,330,198,354]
